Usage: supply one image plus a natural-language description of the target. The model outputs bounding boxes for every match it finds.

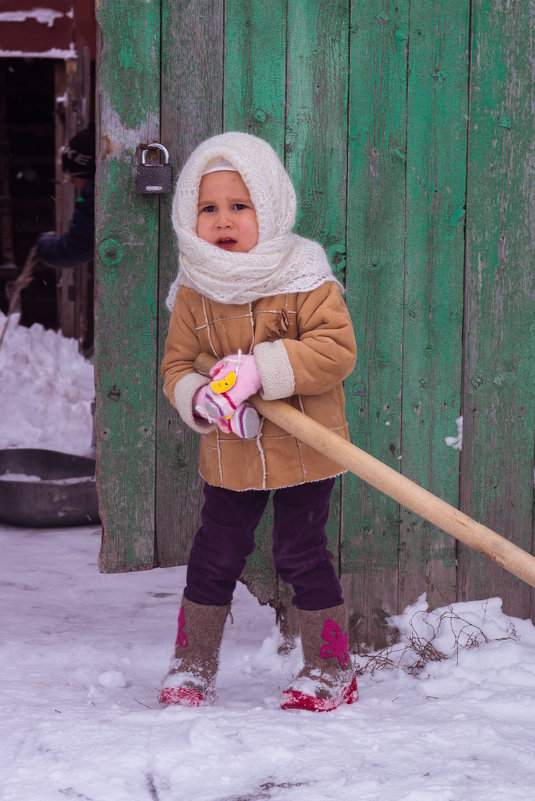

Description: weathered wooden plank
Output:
[224,0,286,155]
[343,1,408,647]
[459,0,535,619]
[55,51,92,344]
[53,61,75,335]
[398,1,469,611]
[285,0,349,627]
[95,0,160,571]
[224,0,288,607]
[156,0,225,567]
[285,0,349,254]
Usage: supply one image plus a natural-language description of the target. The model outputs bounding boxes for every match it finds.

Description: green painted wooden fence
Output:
[95,0,535,645]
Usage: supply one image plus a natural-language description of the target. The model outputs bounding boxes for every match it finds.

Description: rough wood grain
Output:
[95,0,160,571]
[224,0,286,155]
[343,0,408,647]
[459,0,535,620]
[55,51,92,343]
[286,0,349,257]
[398,0,469,611]
[155,0,224,568]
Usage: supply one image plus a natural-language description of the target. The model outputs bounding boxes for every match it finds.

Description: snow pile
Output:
[377,593,520,675]
[2,523,535,801]
[0,313,94,456]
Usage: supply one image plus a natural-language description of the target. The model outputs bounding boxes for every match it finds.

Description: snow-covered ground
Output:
[2,314,535,800]
[2,523,535,801]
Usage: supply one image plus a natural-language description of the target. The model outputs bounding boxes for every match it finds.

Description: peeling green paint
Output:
[96,0,160,128]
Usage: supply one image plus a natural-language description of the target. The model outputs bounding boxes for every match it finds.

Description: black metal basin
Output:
[0,448,100,527]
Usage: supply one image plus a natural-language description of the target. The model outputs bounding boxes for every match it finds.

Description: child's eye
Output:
[233,203,249,211]
[200,204,216,213]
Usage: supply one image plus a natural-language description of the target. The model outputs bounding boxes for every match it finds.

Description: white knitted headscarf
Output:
[166,131,342,309]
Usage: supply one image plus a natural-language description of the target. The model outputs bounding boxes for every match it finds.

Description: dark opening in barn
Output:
[0,1,96,353]
[0,58,58,332]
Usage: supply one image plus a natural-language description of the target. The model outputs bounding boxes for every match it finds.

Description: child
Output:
[160,131,358,712]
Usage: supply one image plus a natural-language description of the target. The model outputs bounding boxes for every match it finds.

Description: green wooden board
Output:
[398,0,468,611]
[225,0,286,155]
[156,0,224,568]
[458,0,535,616]
[343,1,408,646]
[95,0,161,572]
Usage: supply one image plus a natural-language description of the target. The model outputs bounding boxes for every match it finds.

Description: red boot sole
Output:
[159,686,207,706]
[280,675,359,712]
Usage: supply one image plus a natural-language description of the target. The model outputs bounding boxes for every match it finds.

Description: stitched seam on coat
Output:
[251,308,296,316]
[194,308,297,330]
[240,423,349,442]
[205,423,347,444]
[197,470,347,493]
[201,295,219,358]
[195,311,258,329]
[296,395,307,481]
[215,429,224,485]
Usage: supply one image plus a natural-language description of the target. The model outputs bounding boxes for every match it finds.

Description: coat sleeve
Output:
[253,281,356,400]
[161,287,215,434]
[36,185,95,269]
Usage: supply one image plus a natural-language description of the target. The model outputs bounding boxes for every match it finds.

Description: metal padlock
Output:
[136,143,172,194]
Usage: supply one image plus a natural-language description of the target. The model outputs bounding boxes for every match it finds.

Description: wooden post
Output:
[399,1,469,611]
[54,48,92,345]
[344,0,409,645]
[155,0,225,569]
[95,0,160,572]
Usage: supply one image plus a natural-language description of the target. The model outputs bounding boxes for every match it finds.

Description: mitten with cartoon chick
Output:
[194,351,262,439]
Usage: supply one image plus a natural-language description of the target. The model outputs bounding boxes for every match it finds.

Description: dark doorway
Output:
[0,58,58,330]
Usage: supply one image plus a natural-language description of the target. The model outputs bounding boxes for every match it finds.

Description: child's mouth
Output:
[216,238,237,250]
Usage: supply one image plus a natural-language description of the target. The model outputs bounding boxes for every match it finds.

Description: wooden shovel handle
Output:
[193,352,535,590]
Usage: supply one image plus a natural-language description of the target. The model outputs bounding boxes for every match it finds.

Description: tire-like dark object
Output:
[0,448,99,527]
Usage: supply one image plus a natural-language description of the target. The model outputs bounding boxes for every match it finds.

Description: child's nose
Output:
[216,210,232,227]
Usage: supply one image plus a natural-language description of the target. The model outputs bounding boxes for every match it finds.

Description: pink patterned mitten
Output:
[193,384,261,439]
[193,384,213,422]
[225,402,261,439]
[203,351,262,420]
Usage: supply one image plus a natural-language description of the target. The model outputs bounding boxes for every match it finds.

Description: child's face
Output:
[197,170,258,253]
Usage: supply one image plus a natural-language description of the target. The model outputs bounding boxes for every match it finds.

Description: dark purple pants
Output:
[185,478,343,611]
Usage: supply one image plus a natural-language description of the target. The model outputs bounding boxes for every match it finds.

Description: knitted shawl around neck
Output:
[166,131,342,309]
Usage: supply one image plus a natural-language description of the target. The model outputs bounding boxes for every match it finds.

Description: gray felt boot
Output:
[159,597,230,706]
[280,603,359,711]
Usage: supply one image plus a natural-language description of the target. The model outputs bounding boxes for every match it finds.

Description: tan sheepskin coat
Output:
[161,280,357,491]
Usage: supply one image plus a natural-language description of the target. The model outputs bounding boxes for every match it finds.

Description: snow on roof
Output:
[0,5,78,59]
[0,47,77,59]
[0,8,66,26]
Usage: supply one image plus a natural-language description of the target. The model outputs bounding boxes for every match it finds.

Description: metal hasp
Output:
[136,142,172,194]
